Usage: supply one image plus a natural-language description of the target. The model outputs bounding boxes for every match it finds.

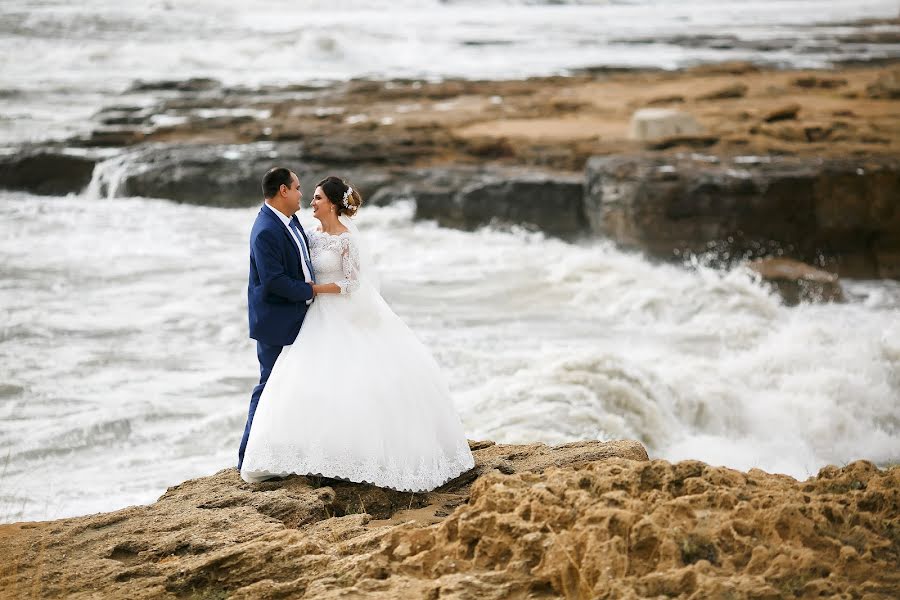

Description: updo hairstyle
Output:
[317,176,362,217]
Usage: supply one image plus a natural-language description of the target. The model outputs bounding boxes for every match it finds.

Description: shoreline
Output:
[2,60,899,279]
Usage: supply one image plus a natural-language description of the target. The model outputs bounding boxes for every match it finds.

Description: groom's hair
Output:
[262,167,295,199]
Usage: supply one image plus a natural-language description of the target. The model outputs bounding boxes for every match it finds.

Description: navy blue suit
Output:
[239,204,314,469]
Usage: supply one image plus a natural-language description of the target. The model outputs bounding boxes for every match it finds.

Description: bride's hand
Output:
[312,283,341,295]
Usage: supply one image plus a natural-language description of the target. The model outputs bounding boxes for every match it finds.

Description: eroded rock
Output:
[3,443,898,600]
[0,439,647,599]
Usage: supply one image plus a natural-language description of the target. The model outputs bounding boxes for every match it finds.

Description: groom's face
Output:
[284,172,302,214]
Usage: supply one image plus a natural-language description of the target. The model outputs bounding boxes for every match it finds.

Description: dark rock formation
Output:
[103,144,298,206]
[0,149,97,196]
[412,169,586,236]
[646,135,720,150]
[88,144,397,207]
[128,77,223,93]
[584,154,900,278]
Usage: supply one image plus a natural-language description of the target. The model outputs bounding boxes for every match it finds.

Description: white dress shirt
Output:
[265,201,313,304]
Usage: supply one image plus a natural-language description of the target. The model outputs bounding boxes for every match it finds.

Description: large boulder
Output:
[0,149,98,195]
[584,154,900,278]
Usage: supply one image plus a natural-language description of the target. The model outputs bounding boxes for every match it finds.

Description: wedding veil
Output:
[339,214,380,293]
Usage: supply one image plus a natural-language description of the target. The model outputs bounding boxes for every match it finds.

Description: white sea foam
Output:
[1,193,897,522]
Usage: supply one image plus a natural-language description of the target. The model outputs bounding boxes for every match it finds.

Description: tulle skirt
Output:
[240,285,475,491]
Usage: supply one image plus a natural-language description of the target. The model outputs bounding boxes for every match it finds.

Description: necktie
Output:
[288,220,316,283]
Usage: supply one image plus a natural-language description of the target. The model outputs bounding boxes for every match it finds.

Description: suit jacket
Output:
[248,204,314,346]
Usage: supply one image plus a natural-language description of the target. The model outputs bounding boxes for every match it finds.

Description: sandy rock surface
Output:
[2,439,898,599]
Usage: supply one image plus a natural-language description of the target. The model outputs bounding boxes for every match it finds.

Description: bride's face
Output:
[311,186,333,219]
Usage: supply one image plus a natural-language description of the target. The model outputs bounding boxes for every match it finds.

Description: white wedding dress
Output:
[240,219,475,491]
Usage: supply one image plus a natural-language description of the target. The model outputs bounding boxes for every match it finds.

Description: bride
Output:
[240,176,475,491]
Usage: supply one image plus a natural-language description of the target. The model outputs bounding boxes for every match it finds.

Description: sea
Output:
[1,0,899,523]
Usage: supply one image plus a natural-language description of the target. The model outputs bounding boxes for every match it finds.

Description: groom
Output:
[238,167,316,470]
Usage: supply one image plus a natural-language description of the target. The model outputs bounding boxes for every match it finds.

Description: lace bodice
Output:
[308,230,360,294]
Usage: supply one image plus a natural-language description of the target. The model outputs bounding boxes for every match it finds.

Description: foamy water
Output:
[1,192,898,523]
[1,0,899,143]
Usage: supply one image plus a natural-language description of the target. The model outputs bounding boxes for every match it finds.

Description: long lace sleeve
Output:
[336,235,360,295]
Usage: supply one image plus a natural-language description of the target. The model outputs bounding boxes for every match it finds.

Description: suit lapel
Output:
[261,204,303,265]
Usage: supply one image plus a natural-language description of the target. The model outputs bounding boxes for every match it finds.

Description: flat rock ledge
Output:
[585,154,900,278]
[2,440,899,599]
[4,144,898,279]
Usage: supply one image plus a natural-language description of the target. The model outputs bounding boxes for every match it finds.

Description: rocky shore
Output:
[1,440,898,599]
[1,56,899,278]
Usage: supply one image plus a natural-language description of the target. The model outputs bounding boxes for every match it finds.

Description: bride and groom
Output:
[238,167,475,491]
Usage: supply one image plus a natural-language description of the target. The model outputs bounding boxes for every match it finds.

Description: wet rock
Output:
[0,149,97,195]
[128,77,222,93]
[458,136,516,159]
[646,135,720,150]
[584,154,900,278]
[410,168,586,236]
[96,106,159,127]
[746,257,844,305]
[86,144,396,207]
[105,144,306,206]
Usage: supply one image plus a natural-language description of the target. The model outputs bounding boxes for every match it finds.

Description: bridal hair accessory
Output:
[342,186,354,209]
